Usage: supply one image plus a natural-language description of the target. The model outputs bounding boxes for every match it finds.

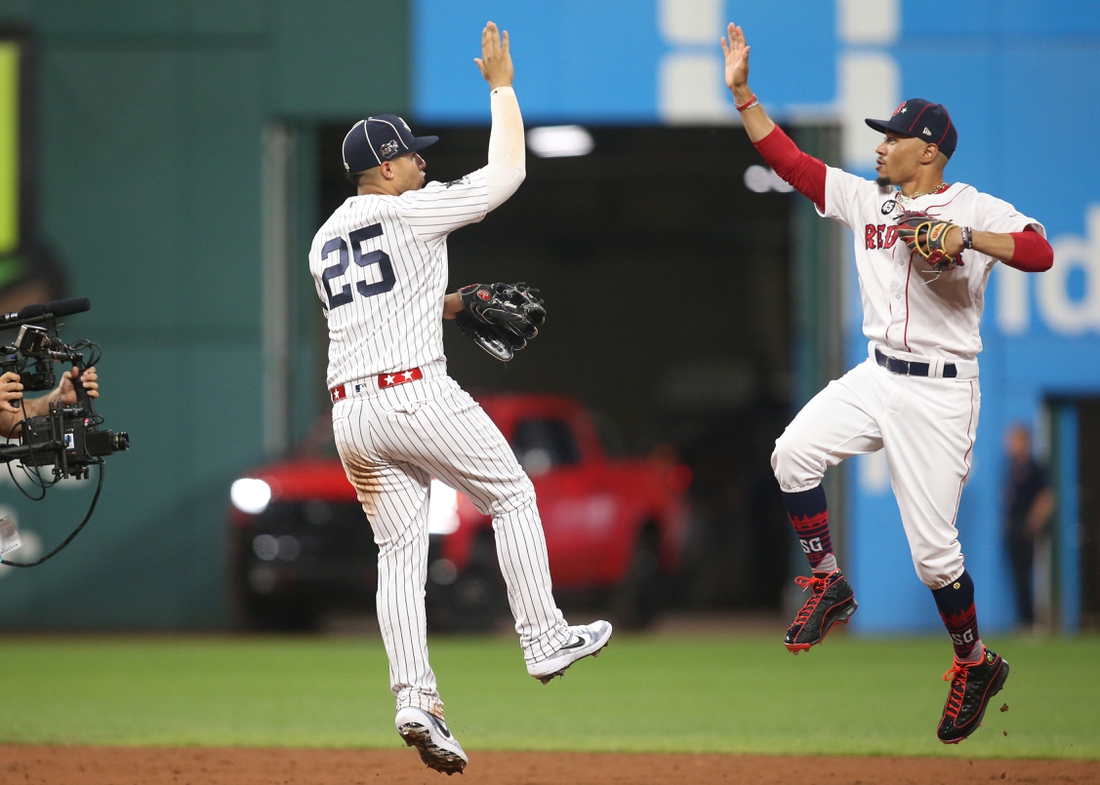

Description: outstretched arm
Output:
[722,23,826,210]
[475,22,525,211]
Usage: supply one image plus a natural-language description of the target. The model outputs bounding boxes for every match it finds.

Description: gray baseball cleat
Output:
[395,706,468,775]
[527,620,613,684]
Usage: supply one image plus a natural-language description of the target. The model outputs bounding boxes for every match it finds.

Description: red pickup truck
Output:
[228,393,690,631]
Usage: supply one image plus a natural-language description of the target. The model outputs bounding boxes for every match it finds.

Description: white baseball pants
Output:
[771,356,980,589]
[332,364,570,713]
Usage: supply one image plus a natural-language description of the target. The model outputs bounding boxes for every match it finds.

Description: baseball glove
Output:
[895,209,964,272]
[453,282,546,362]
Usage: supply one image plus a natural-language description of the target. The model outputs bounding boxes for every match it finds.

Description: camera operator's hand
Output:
[1,371,26,438]
[18,367,99,418]
[0,368,99,438]
[56,365,99,404]
[1,371,24,414]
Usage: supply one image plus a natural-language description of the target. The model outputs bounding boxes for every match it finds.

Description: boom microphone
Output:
[41,298,91,318]
[0,298,91,328]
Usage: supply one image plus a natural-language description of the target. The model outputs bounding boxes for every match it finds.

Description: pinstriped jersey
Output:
[310,171,490,387]
[818,170,1044,361]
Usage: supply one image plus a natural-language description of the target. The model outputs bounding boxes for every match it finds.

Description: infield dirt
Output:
[2,745,1098,785]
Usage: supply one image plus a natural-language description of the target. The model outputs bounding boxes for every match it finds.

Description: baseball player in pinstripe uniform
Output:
[308,22,611,775]
[723,23,1054,743]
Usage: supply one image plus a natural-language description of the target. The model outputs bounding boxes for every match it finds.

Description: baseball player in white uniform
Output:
[722,24,1053,743]
[308,22,611,775]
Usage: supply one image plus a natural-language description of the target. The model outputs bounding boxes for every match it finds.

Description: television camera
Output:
[0,298,129,567]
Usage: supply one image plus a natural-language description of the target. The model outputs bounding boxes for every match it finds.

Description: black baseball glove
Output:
[895,209,965,272]
[453,282,546,362]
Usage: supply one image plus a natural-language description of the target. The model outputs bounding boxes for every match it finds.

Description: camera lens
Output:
[113,432,129,452]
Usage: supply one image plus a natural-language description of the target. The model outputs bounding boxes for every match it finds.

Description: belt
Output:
[875,349,956,378]
[330,367,423,403]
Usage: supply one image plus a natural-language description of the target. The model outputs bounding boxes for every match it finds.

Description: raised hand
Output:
[721,22,751,95]
[474,21,513,90]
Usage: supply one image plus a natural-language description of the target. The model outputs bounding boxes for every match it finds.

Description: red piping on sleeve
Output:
[753,126,827,212]
[1003,228,1054,272]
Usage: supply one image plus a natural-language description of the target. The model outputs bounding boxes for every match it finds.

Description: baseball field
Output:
[1,628,1098,784]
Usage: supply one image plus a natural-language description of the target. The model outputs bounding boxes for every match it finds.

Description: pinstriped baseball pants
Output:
[332,367,570,713]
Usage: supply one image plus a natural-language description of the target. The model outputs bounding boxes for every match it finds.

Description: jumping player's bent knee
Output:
[771,434,826,493]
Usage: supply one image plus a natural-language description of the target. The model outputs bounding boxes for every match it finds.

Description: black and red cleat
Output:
[937,647,1010,744]
[784,570,857,653]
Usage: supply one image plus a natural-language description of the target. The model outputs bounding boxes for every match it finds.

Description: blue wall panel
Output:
[415,0,664,124]
[414,0,835,124]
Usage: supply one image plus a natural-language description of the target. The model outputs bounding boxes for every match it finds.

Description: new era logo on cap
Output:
[342,114,439,173]
[866,98,958,158]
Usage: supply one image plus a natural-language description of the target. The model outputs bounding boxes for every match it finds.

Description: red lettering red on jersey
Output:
[864,224,901,250]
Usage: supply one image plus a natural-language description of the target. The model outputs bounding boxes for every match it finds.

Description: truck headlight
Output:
[231,478,272,515]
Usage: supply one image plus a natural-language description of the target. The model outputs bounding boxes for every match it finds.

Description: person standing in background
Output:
[1003,424,1055,628]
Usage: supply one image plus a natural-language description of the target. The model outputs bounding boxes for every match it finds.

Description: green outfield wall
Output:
[0,0,409,628]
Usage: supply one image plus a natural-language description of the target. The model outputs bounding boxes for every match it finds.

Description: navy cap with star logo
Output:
[341,114,439,173]
[865,99,957,159]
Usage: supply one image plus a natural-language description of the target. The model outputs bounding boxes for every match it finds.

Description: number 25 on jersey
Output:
[321,222,396,310]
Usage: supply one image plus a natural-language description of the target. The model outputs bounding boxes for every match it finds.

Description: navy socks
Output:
[932,570,983,662]
[782,486,836,574]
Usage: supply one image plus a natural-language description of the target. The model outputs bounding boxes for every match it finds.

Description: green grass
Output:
[0,632,1096,759]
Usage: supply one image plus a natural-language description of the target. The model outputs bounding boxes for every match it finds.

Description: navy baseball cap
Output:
[865,99,957,158]
[341,114,438,173]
